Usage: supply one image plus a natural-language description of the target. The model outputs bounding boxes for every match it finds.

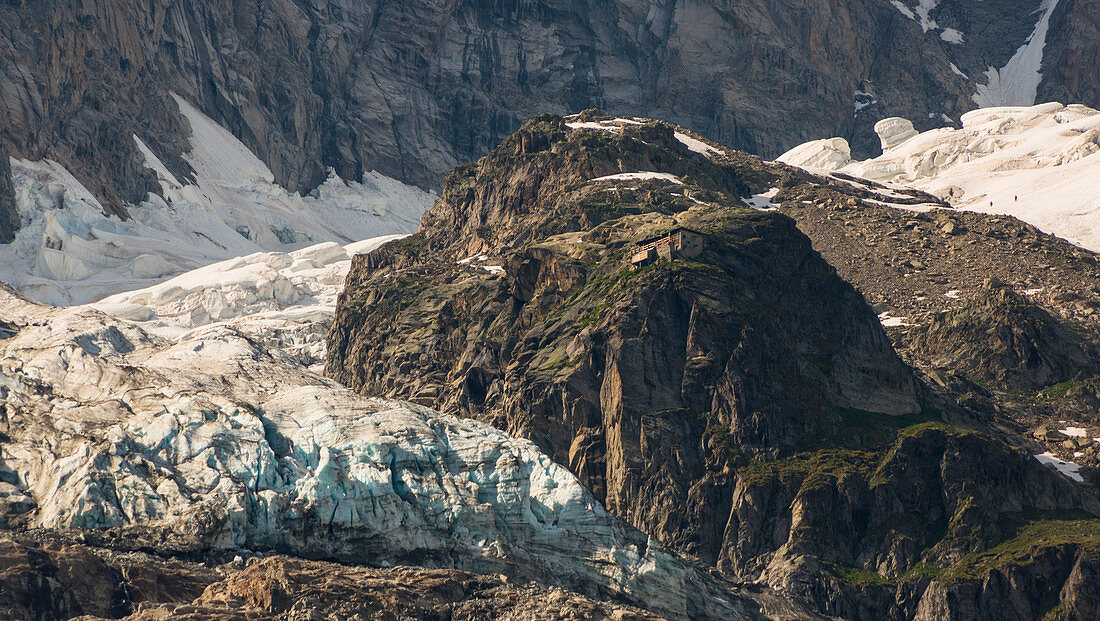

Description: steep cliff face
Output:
[728,423,1100,620]
[2,0,1096,236]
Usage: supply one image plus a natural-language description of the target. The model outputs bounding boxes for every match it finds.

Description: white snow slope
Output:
[778,102,1100,251]
[972,0,1062,108]
[0,250,758,620]
[887,0,1059,109]
[0,94,434,306]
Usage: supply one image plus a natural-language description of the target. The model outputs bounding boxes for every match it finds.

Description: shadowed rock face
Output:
[0,536,216,620]
[1043,0,1100,107]
[2,0,1097,236]
[908,280,1095,392]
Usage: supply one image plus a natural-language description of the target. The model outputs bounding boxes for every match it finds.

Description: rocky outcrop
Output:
[122,557,667,621]
[326,114,1100,619]
[0,537,664,621]
[2,0,1098,209]
[326,116,922,559]
[909,280,1095,392]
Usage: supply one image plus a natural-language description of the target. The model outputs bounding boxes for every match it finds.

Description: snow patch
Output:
[878,312,914,327]
[590,172,684,185]
[940,28,964,44]
[565,118,644,133]
[889,0,939,31]
[742,189,780,211]
[854,90,878,116]
[674,132,722,157]
[913,0,939,32]
[890,0,916,21]
[1060,427,1088,438]
[1034,452,1084,483]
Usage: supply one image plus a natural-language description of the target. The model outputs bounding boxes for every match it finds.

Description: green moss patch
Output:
[738,448,878,488]
[822,560,895,587]
[939,518,1100,581]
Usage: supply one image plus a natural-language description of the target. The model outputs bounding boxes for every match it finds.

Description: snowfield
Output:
[0,94,433,306]
[779,102,1100,251]
[1034,452,1085,483]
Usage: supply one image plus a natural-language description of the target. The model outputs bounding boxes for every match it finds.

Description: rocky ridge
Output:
[326,112,1100,619]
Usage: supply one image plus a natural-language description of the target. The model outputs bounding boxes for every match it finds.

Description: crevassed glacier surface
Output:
[91,236,402,373]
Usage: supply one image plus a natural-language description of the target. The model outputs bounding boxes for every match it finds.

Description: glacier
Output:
[778,102,1100,252]
[0,94,434,306]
